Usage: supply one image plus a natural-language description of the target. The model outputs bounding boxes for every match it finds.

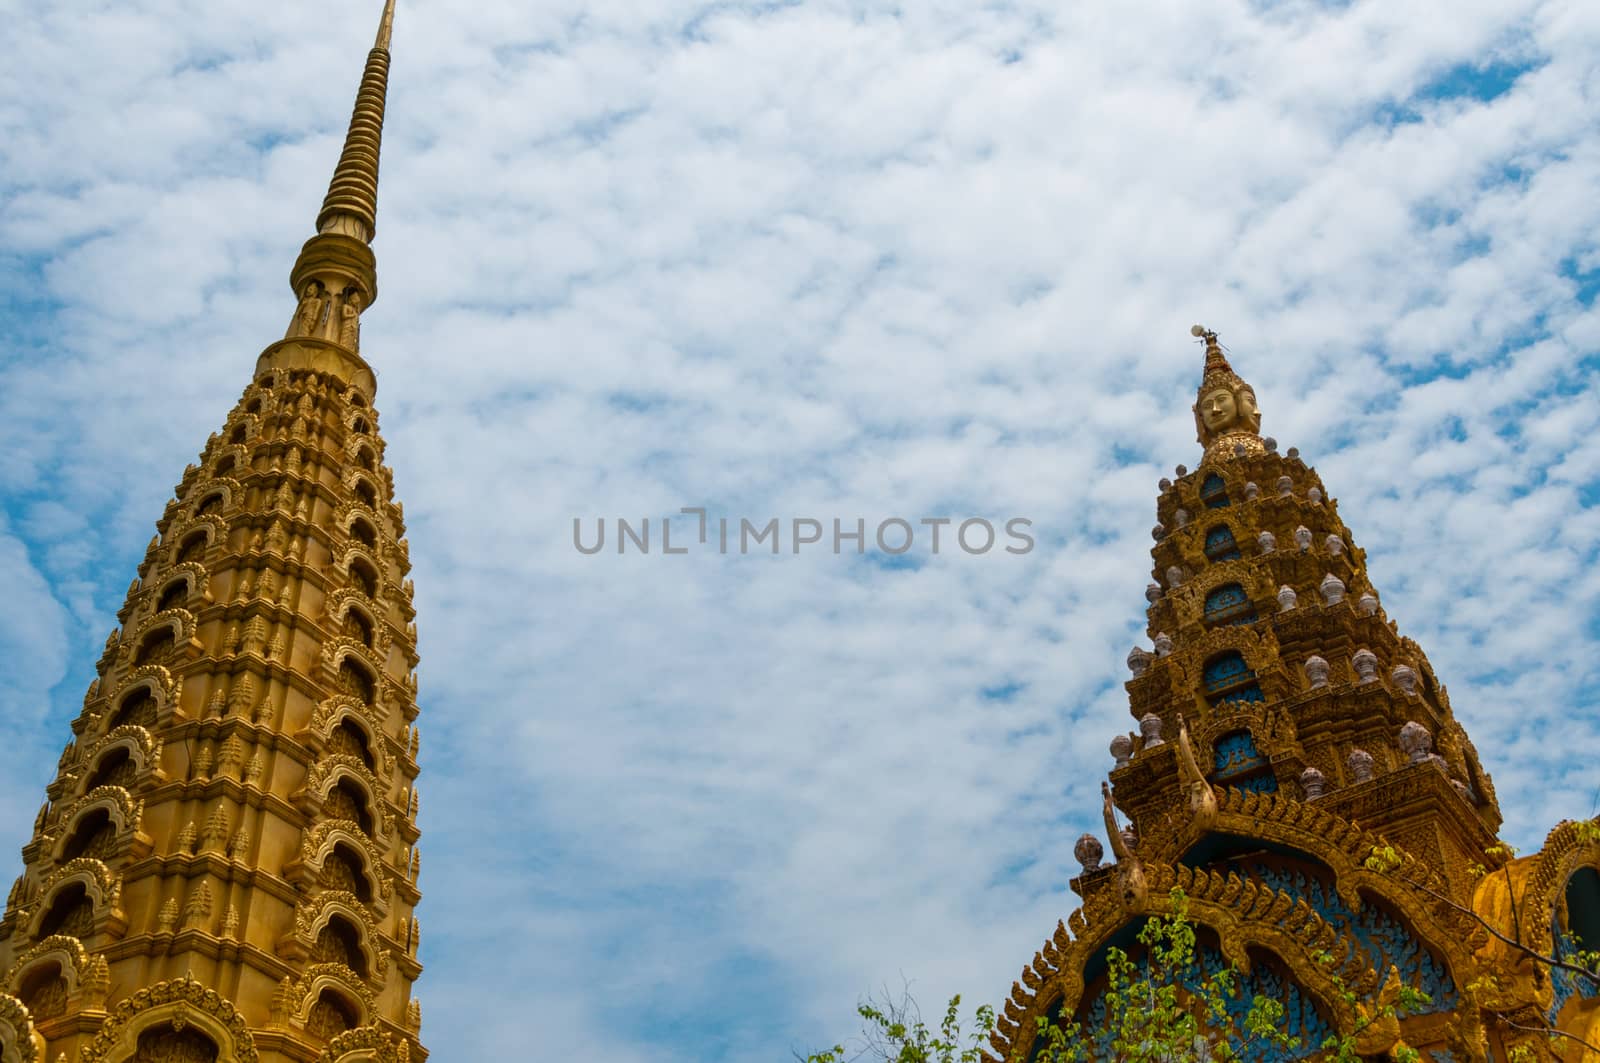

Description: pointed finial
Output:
[1191,324,1231,377]
[315,0,397,244]
[284,0,396,362]
[376,0,397,50]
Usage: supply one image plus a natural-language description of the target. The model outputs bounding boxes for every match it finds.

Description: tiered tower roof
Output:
[987,330,1598,1063]
[0,4,426,1061]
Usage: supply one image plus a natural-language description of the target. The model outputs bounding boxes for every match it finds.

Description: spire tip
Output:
[376,0,397,51]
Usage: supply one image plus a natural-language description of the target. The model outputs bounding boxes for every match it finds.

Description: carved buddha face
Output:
[1197,385,1259,439]
[1201,388,1239,432]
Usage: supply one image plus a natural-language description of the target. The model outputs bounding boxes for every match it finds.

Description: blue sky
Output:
[2,0,1599,1059]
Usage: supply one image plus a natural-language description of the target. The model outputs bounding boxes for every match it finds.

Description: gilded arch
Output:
[321,637,387,687]
[292,823,391,904]
[220,408,262,445]
[333,544,387,601]
[323,592,391,658]
[185,476,243,519]
[100,667,180,735]
[1191,705,1297,769]
[1166,556,1268,622]
[1147,790,1485,954]
[163,515,229,568]
[289,891,388,981]
[0,992,41,1063]
[5,936,106,1004]
[151,562,212,615]
[81,976,257,1063]
[307,694,386,741]
[314,1025,411,1063]
[76,725,163,795]
[1520,818,1600,963]
[48,786,144,862]
[25,858,123,941]
[205,443,252,480]
[122,609,200,669]
[296,756,389,839]
[992,865,1367,1062]
[340,405,378,435]
[284,963,376,1031]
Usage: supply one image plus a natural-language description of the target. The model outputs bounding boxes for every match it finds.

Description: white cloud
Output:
[2,0,1598,1058]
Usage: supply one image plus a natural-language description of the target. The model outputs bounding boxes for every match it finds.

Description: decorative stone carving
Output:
[1174,509,1189,528]
[1258,530,1276,553]
[1324,534,1344,556]
[1243,481,1259,500]
[200,806,229,851]
[1358,592,1379,617]
[1144,583,1161,604]
[1391,664,1418,695]
[184,881,212,928]
[1347,748,1375,784]
[219,735,243,774]
[1307,487,1323,503]
[339,290,363,348]
[1263,436,1278,452]
[292,281,326,338]
[222,905,240,938]
[228,674,255,715]
[1294,525,1312,552]
[1110,734,1133,768]
[1286,446,1299,459]
[1139,713,1165,748]
[1165,566,1183,589]
[1277,476,1293,497]
[1398,721,1433,764]
[1074,834,1104,873]
[1151,524,1165,541]
[242,617,267,655]
[1152,632,1173,658]
[1352,648,1379,684]
[192,742,214,781]
[1233,441,1248,457]
[1277,585,1297,612]
[1304,655,1329,688]
[1300,766,1325,800]
[1319,573,1345,605]
[1126,647,1151,677]
[1158,477,1172,491]
[156,898,179,933]
[1175,464,1188,477]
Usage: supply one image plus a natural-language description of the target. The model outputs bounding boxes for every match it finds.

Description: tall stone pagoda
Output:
[0,4,427,1061]
[988,330,1600,1060]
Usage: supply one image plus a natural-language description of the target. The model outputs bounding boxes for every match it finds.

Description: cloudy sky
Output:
[3,0,1599,1058]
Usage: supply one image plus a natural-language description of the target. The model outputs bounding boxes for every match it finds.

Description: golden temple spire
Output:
[316,0,397,244]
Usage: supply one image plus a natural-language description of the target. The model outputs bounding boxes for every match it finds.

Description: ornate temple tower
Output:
[987,330,1600,1061]
[0,4,427,1061]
